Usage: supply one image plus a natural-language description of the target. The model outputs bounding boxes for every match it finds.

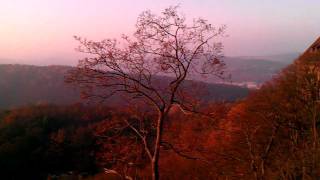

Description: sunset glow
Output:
[1,0,320,65]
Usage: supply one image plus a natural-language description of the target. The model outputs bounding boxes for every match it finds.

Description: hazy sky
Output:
[1,0,319,65]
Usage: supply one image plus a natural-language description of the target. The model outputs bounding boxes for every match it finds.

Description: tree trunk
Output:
[151,159,159,180]
[151,111,164,180]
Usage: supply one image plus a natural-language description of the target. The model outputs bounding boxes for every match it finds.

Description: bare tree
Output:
[68,6,226,180]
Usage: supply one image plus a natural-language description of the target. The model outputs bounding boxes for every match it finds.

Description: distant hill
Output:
[224,57,289,84]
[0,65,81,109]
[231,53,300,63]
[199,54,298,87]
[1,53,299,89]
[0,64,249,109]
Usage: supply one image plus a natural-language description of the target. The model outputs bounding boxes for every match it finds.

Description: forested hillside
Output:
[206,47,320,179]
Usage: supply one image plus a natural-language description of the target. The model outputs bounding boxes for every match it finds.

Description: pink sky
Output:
[1,0,319,65]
